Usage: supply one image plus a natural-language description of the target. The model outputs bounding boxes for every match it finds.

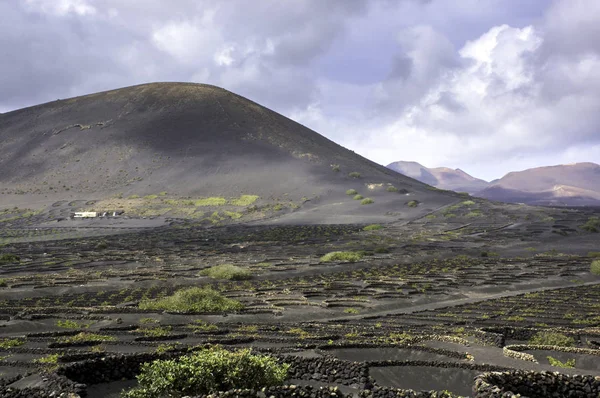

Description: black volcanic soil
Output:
[0,196,599,397]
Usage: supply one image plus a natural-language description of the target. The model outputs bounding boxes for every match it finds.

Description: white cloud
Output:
[24,0,96,16]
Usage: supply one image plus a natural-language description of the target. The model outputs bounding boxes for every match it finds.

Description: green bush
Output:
[200,264,252,280]
[348,172,361,178]
[581,216,600,232]
[320,251,364,263]
[386,186,399,192]
[59,332,116,344]
[121,346,289,398]
[346,189,358,195]
[331,164,340,172]
[144,195,158,200]
[0,338,25,349]
[363,224,383,231]
[588,251,600,258]
[139,287,243,313]
[547,356,575,368]
[406,200,419,208]
[229,195,259,206]
[529,331,574,347]
[591,260,600,275]
[353,194,364,200]
[0,254,20,264]
[361,198,374,205]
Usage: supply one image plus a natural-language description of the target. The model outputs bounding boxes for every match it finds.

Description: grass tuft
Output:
[363,224,383,231]
[360,198,374,205]
[346,189,358,195]
[320,251,364,263]
[139,287,243,313]
[200,264,252,280]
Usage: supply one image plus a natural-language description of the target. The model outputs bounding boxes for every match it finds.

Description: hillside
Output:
[0,83,459,223]
[476,162,600,206]
[387,161,489,194]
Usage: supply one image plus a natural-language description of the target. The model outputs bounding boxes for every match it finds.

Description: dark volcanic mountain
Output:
[0,83,458,223]
[387,161,489,194]
[476,162,600,206]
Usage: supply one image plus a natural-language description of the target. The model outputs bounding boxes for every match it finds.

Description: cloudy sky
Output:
[1,0,599,181]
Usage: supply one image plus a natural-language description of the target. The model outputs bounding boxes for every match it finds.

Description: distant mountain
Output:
[387,161,489,194]
[476,162,600,206]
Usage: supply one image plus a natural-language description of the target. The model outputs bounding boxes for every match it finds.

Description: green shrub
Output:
[0,254,19,264]
[588,251,600,258]
[331,164,340,172]
[462,200,475,206]
[363,224,383,231]
[57,319,92,329]
[591,260,600,275]
[59,332,116,344]
[200,264,252,280]
[139,287,243,313]
[386,186,399,192]
[529,331,574,347]
[159,191,168,196]
[128,194,140,199]
[320,251,364,263]
[581,216,600,232]
[344,308,359,314]
[346,189,358,195]
[34,353,60,364]
[137,326,172,337]
[229,195,259,206]
[353,194,364,200]
[0,338,25,349]
[466,210,483,217]
[121,346,289,398]
[144,194,158,200]
[194,197,228,206]
[361,198,374,205]
[348,172,361,178]
[547,356,575,368]
[406,200,419,208]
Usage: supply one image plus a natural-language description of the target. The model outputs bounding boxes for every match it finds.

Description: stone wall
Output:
[474,370,600,397]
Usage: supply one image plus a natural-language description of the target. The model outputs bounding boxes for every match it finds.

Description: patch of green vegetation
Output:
[406,200,419,208]
[139,318,159,325]
[363,224,383,231]
[348,172,361,178]
[139,287,244,313]
[462,200,475,206]
[353,194,364,200]
[128,194,140,199]
[581,216,600,232]
[506,315,525,321]
[331,164,340,172]
[320,251,364,263]
[273,204,284,211]
[0,338,25,349]
[159,191,168,196]
[0,254,19,265]
[121,346,289,398]
[466,210,483,218]
[200,264,252,280]
[59,332,116,344]
[480,251,499,257]
[344,308,359,314]
[137,326,172,337]
[34,353,60,365]
[588,251,600,258]
[144,194,158,200]
[346,189,358,195]
[194,197,228,206]
[591,260,600,275]
[529,331,574,347]
[361,198,374,205]
[56,319,92,329]
[547,356,575,368]
[386,186,399,192]
[229,195,259,206]
[425,214,436,219]
[223,211,243,219]
[443,213,456,218]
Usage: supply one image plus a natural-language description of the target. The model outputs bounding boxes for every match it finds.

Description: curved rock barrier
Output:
[474,370,600,397]
[503,344,600,363]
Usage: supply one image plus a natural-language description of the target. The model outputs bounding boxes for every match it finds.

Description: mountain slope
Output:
[387,161,488,194]
[476,163,600,206]
[0,82,459,223]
